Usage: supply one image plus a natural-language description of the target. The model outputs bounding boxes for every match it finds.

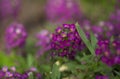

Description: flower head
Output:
[0,66,42,79]
[0,0,21,20]
[96,39,120,66]
[82,21,114,40]
[5,22,27,49]
[51,24,84,59]
[108,9,120,37]
[45,0,82,24]
[36,30,51,57]
[95,75,109,79]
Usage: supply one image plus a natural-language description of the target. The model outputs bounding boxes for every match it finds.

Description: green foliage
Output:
[54,52,113,79]
[90,32,98,50]
[80,0,116,22]
[16,55,28,72]
[15,53,36,72]
[50,64,61,79]
[28,73,34,79]
[25,38,37,55]
[75,23,95,56]
[0,52,16,67]
[27,54,35,68]
[38,64,51,73]
[114,70,120,77]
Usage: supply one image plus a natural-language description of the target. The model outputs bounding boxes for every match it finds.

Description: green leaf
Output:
[77,73,85,79]
[28,72,34,79]
[114,76,120,79]
[65,62,77,72]
[75,23,95,56]
[114,70,120,77]
[25,38,37,54]
[0,52,16,67]
[51,64,61,79]
[27,54,34,67]
[16,56,28,72]
[90,32,98,50]
[39,64,51,73]
[75,55,81,63]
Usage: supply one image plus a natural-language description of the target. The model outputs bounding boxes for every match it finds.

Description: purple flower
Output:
[0,70,5,78]
[108,9,120,37]
[29,67,37,72]
[22,73,29,79]
[51,24,84,59]
[0,0,21,20]
[2,66,8,72]
[36,73,42,79]
[5,71,13,77]
[0,66,42,79]
[95,40,120,66]
[45,0,82,24]
[10,66,16,72]
[80,20,114,40]
[36,30,51,57]
[95,75,109,79]
[13,72,22,78]
[5,22,27,50]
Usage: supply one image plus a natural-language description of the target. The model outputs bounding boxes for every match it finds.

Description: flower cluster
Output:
[5,22,27,50]
[51,24,84,59]
[81,20,114,40]
[45,0,82,24]
[95,40,120,66]
[36,30,51,57]
[0,0,21,20]
[91,22,114,39]
[95,75,109,79]
[0,66,42,79]
[108,9,120,37]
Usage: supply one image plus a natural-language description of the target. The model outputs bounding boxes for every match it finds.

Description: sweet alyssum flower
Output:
[81,21,114,40]
[95,75,109,79]
[92,22,114,39]
[51,24,84,59]
[0,66,28,79]
[108,9,120,37]
[45,0,81,24]
[0,0,21,20]
[0,66,42,79]
[95,40,120,66]
[5,22,27,50]
[36,30,51,57]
